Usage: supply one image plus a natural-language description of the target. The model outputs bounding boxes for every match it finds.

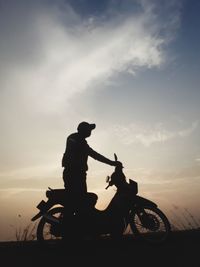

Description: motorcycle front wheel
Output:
[37,206,64,242]
[129,206,171,244]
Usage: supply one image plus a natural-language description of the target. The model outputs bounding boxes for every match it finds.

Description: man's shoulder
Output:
[67,132,78,142]
[68,132,78,139]
[67,132,87,144]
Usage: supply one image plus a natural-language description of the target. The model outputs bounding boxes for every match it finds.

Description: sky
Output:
[0,0,200,241]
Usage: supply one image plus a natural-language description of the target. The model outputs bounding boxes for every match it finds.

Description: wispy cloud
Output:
[0,188,44,200]
[112,121,199,146]
[0,0,181,113]
[195,158,200,165]
[0,0,182,173]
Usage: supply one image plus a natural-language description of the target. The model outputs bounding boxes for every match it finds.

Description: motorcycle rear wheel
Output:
[37,206,64,242]
[130,206,171,243]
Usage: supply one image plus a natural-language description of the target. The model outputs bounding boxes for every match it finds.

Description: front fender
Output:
[134,195,157,208]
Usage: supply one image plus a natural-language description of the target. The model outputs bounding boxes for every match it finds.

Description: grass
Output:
[12,205,200,241]
[169,205,200,231]
[11,215,37,241]
[15,222,37,241]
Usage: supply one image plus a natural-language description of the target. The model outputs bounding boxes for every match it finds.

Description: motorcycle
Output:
[31,154,171,243]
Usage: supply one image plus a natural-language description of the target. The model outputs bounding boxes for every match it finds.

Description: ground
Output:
[0,230,199,267]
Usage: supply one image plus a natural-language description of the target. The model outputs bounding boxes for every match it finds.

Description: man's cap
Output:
[77,121,96,132]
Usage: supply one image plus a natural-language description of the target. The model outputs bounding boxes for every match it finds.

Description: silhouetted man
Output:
[62,121,122,240]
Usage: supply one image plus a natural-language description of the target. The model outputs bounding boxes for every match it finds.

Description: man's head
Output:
[77,121,96,138]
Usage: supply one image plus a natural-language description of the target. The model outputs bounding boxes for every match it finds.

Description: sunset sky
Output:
[0,0,200,241]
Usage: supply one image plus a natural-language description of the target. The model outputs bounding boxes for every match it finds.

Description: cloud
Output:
[173,165,200,180]
[196,158,200,164]
[0,0,182,173]
[112,121,199,146]
[0,0,181,114]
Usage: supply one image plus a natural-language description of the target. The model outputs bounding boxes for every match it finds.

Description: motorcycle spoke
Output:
[38,208,64,241]
[130,207,170,243]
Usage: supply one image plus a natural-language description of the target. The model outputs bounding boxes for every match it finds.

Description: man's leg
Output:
[62,170,77,242]
[62,193,75,242]
[62,170,88,241]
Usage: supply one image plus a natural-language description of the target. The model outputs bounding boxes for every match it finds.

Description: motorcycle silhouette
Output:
[31,154,171,243]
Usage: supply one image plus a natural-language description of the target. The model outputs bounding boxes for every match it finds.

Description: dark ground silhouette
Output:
[0,229,199,267]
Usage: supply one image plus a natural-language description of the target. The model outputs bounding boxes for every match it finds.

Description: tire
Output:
[37,206,64,242]
[129,206,171,244]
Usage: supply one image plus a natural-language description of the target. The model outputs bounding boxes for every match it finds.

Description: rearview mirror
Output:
[106,176,110,183]
[114,153,118,161]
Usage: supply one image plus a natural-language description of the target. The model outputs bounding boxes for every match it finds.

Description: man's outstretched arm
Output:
[88,147,121,167]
